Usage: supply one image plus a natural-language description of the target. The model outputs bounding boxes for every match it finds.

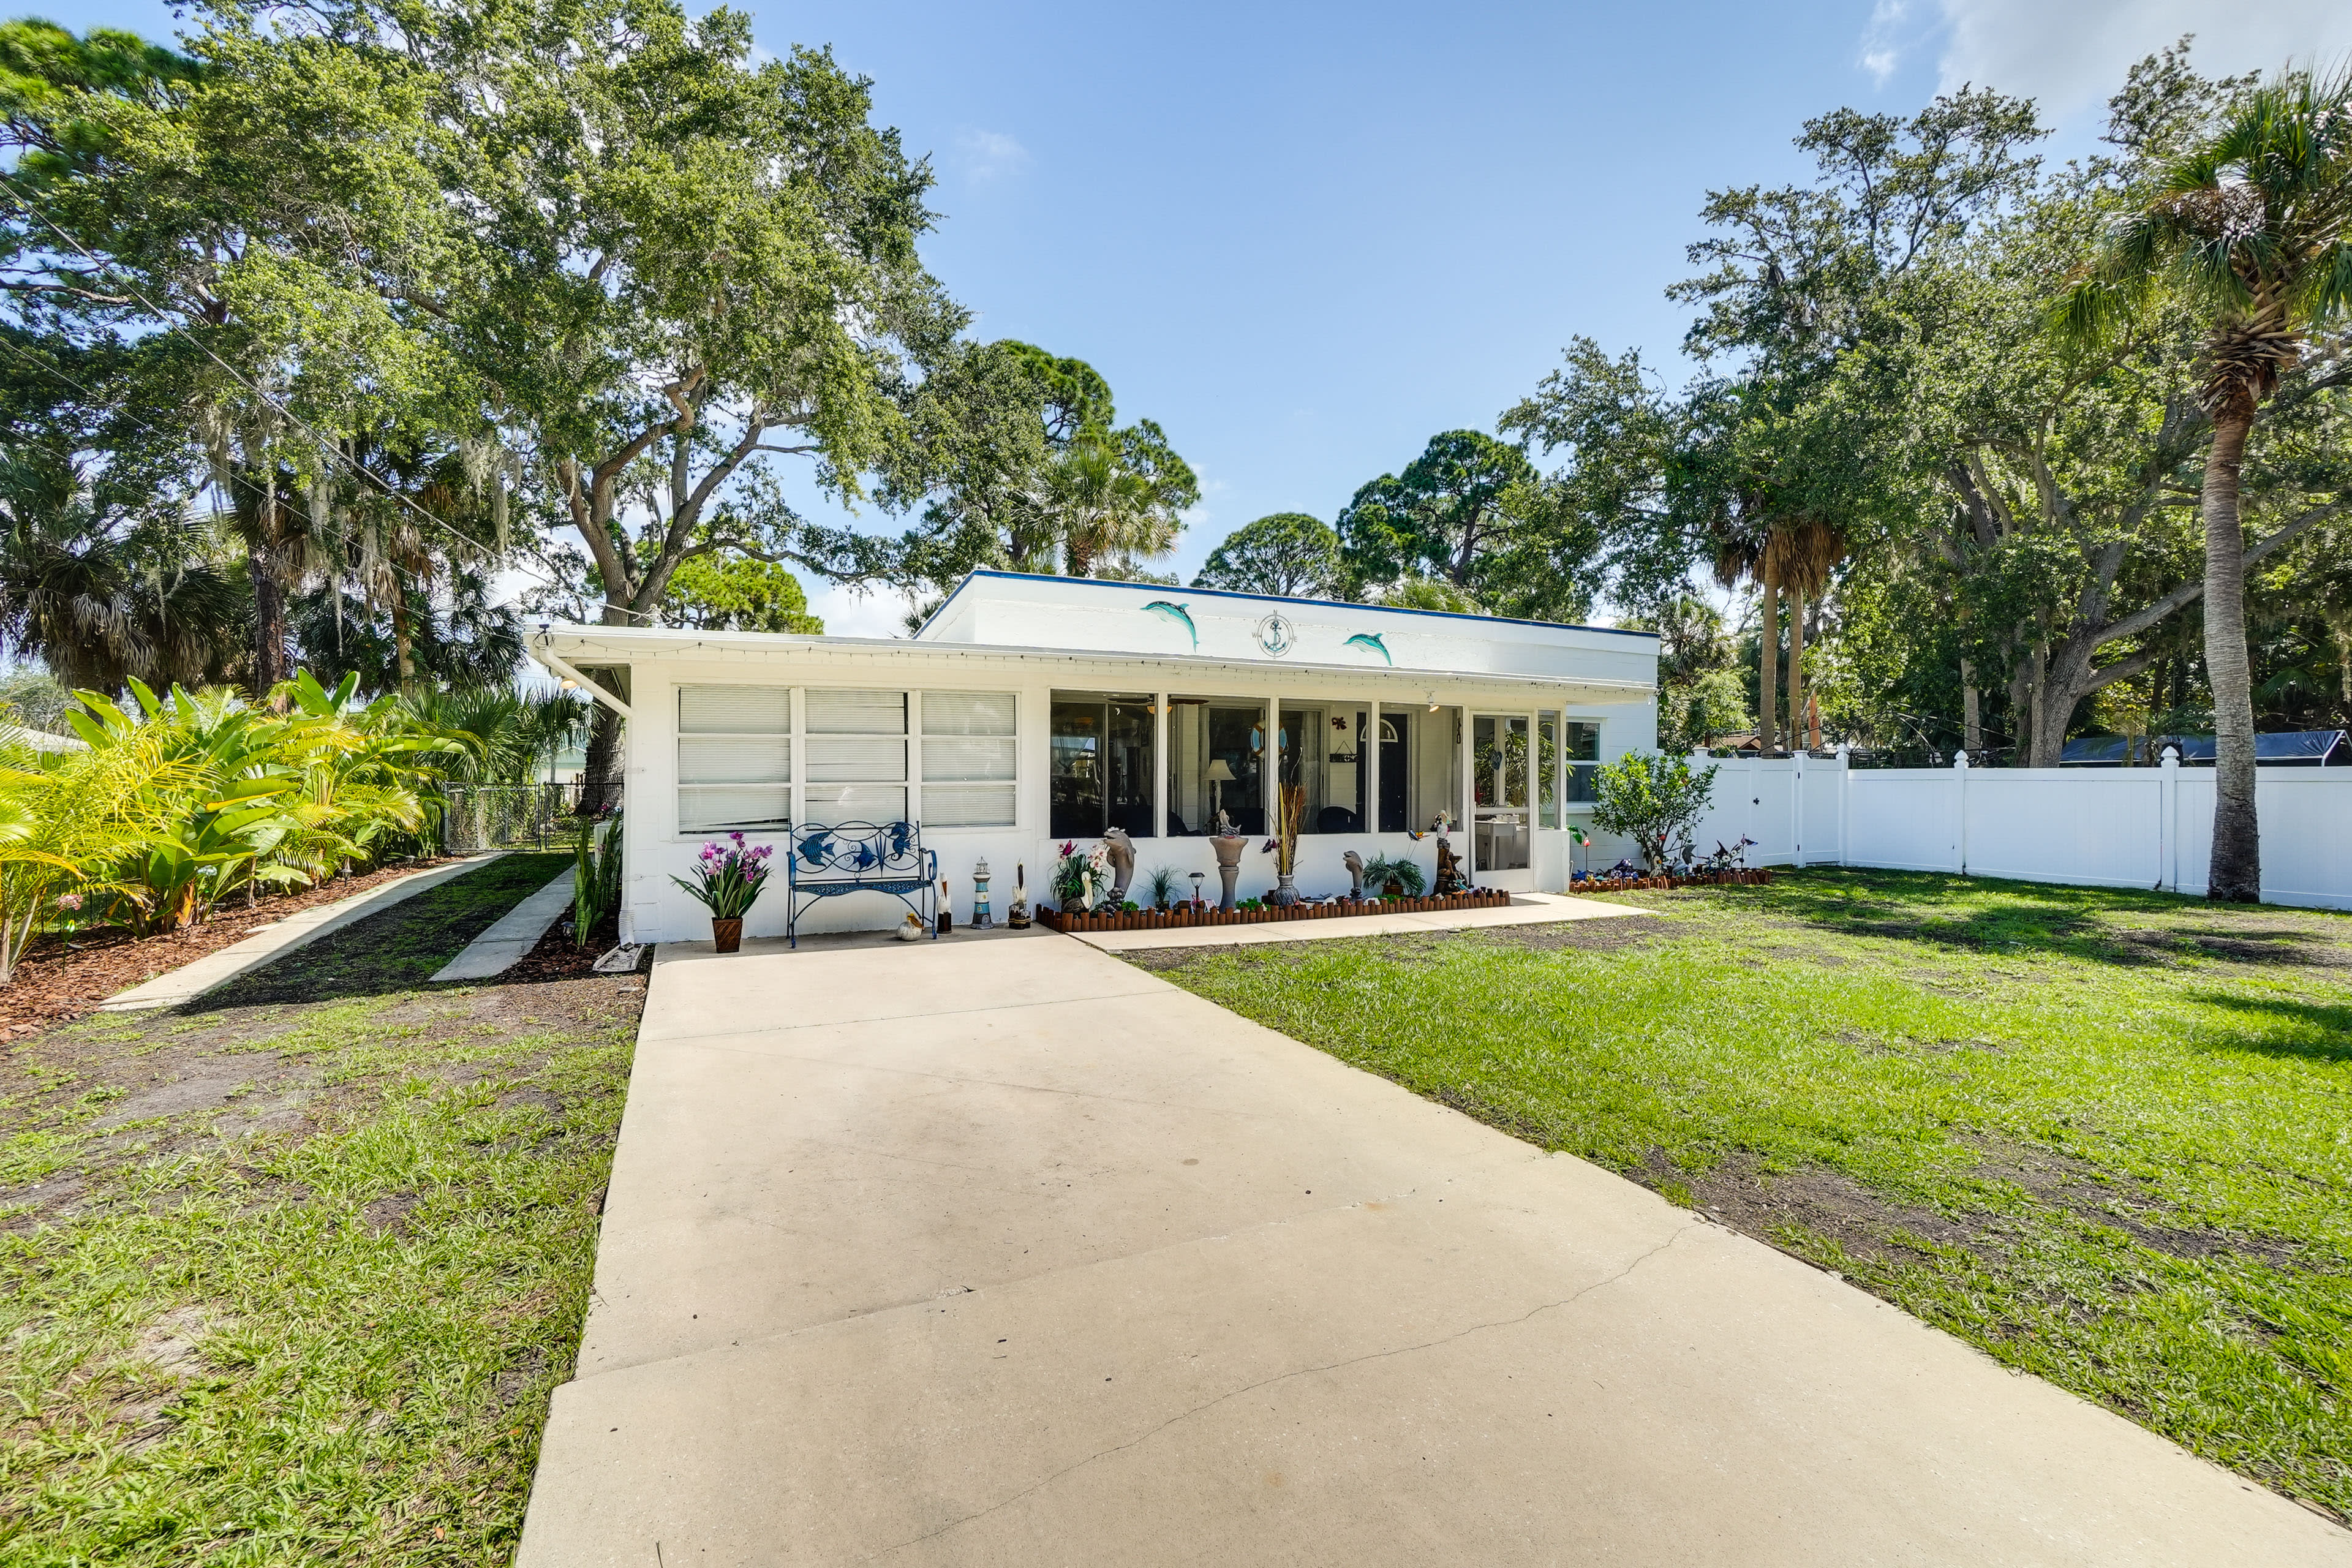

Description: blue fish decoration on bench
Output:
[1344,631,1392,665]
[851,842,876,870]
[1142,600,1197,651]
[887,821,913,858]
[798,831,832,866]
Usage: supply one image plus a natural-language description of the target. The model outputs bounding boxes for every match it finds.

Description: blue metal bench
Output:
[786,820,937,948]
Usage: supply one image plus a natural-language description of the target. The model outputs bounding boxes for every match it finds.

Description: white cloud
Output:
[953,129,1030,183]
[1861,0,2352,121]
[1860,0,1931,85]
[807,581,916,639]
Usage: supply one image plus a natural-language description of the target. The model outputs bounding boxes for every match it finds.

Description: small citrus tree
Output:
[1589,752,1719,872]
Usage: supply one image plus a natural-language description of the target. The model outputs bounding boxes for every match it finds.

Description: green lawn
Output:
[1136,870,2352,1521]
[0,853,641,1565]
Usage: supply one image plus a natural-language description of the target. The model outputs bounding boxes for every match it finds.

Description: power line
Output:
[0,169,658,624]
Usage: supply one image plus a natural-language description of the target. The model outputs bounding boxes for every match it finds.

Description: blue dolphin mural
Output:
[1344,631,1392,665]
[1143,600,1198,651]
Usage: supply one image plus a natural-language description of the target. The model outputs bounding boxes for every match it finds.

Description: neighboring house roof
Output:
[2060,731,2346,766]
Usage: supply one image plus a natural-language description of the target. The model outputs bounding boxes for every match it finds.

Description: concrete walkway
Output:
[430,867,575,982]
[517,931,2346,1566]
[100,854,500,1011]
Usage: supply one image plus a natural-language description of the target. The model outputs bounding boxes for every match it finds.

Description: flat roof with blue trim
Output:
[916,570,1662,642]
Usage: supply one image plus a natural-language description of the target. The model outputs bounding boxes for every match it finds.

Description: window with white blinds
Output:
[922,692,1016,827]
[677,685,791,832]
[804,688,907,825]
[674,685,1018,834]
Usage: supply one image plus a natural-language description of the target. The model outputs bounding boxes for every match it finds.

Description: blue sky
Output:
[66,0,2352,633]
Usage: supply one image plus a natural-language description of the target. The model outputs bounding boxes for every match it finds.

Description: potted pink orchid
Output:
[672,833,773,953]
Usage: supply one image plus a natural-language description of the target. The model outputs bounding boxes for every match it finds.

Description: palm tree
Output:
[1709,511,1781,751]
[1776,516,1849,753]
[2057,63,2352,902]
[1048,432,1183,578]
[0,447,247,691]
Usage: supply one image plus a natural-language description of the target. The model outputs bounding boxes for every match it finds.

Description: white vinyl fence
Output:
[1678,750,2352,910]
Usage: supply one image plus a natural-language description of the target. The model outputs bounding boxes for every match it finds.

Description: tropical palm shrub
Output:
[0,724,192,981]
[0,669,470,963]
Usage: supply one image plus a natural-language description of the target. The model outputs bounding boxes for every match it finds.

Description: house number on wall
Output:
[1254,613,1296,657]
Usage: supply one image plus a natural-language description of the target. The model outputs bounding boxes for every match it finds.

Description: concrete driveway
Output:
[517,928,2346,1566]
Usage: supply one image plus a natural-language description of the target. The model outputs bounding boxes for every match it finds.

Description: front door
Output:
[1378,710,1411,834]
[1472,713,1534,891]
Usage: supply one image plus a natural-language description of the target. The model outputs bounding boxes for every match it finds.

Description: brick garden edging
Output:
[1568,868,1776,893]
[1039,888,1511,934]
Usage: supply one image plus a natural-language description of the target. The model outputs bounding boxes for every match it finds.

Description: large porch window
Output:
[1278,702,1374,833]
[1167,697,1266,836]
[1050,692,1156,839]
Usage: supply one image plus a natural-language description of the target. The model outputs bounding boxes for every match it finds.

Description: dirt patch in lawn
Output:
[1963,1136,2323,1272]
[1,970,641,1239]
[1432,1083,1558,1148]
[1636,1148,1992,1267]
[0,857,469,1042]
[0,858,641,1555]
[1466,918,1668,957]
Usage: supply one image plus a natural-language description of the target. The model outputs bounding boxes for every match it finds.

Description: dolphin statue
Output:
[1142,600,1198,651]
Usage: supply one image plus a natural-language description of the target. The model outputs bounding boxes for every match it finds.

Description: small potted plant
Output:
[672,832,772,953]
[1361,853,1426,901]
[1050,840,1102,921]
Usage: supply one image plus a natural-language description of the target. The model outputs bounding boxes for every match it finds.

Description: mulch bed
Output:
[0,857,462,1042]
[503,902,631,984]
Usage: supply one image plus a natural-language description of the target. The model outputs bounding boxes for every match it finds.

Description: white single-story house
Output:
[529,571,1660,943]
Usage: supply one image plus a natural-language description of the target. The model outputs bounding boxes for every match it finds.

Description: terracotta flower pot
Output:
[712,918,742,954]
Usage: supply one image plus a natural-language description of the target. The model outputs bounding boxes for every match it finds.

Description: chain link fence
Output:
[437,782,608,853]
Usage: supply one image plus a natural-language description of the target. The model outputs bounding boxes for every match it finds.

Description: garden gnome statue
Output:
[1007,863,1031,929]
[1343,848,1366,900]
[1208,809,1248,912]
[1100,827,1136,903]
